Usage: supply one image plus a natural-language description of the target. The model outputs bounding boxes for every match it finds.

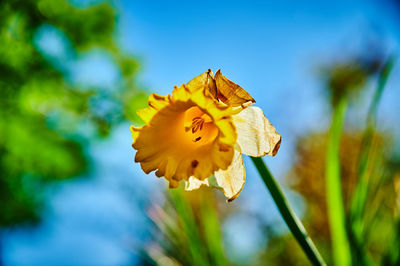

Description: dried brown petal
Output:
[214,69,255,106]
[186,69,217,98]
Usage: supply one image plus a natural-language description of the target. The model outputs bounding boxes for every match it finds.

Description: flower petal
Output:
[214,150,245,201]
[186,69,217,98]
[185,176,209,191]
[233,106,281,157]
[184,150,245,202]
[214,69,255,107]
[137,93,171,124]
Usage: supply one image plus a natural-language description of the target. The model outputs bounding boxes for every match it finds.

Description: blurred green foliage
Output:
[259,130,399,265]
[258,55,400,265]
[145,188,230,266]
[321,55,382,107]
[0,0,145,229]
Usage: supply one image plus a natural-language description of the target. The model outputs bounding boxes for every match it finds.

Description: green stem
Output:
[251,157,326,266]
[326,97,351,266]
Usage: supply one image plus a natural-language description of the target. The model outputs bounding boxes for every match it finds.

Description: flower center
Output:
[183,106,218,146]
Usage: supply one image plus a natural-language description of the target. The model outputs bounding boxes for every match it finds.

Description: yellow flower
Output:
[131,69,281,201]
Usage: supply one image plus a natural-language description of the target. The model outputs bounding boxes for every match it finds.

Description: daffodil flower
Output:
[131,69,281,201]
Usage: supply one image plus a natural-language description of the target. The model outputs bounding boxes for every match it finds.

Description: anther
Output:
[191,117,204,133]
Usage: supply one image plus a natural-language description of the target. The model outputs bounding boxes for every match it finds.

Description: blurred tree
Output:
[0,0,146,261]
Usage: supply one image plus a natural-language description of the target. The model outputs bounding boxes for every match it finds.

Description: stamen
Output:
[191,117,205,133]
[194,137,201,142]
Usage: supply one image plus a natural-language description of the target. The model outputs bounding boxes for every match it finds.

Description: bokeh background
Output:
[1,0,400,265]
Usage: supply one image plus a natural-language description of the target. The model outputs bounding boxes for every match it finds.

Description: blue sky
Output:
[4,0,400,265]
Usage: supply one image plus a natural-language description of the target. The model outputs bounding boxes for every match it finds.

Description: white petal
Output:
[184,176,209,191]
[214,150,245,202]
[184,150,246,202]
[232,106,281,157]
